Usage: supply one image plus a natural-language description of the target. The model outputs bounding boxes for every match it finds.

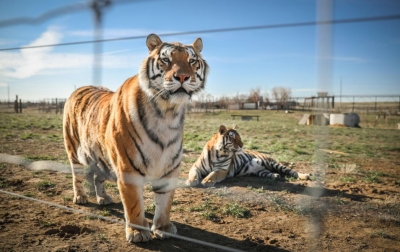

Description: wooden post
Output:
[14,95,18,113]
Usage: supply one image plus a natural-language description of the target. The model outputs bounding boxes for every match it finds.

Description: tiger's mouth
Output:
[232,147,242,153]
[172,87,192,96]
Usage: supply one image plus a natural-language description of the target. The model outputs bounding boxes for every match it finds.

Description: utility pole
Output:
[340,76,342,110]
[7,84,10,107]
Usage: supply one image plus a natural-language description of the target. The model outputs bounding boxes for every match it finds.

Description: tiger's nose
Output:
[174,74,189,84]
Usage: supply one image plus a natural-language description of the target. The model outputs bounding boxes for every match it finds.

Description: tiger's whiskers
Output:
[150,89,168,102]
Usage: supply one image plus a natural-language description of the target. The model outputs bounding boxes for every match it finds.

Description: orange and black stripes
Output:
[63,34,209,243]
[188,125,306,186]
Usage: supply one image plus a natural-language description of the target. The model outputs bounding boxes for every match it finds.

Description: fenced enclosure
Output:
[0,98,66,114]
[1,0,400,251]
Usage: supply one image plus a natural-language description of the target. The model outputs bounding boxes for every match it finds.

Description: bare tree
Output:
[264,91,270,104]
[237,93,248,104]
[195,93,206,112]
[217,96,230,110]
[271,86,292,109]
[249,87,262,105]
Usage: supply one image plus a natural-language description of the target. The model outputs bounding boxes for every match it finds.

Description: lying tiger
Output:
[186,125,310,187]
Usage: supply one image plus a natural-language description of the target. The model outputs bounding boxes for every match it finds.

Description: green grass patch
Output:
[20,132,41,140]
[339,176,356,183]
[41,221,56,228]
[25,155,59,161]
[62,195,73,203]
[201,211,219,221]
[363,171,386,183]
[223,203,250,218]
[145,203,156,215]
[293,147,310,155]
[99,208,111,217]
[104,182,119,194]
[36,180,56,190]
[371,230,395,240]
[188,199,219,220]
[184,141,204,152]
[0,177,8,188]
[98,233,108,242]
[247,186,266,193]
[23,191,35,197]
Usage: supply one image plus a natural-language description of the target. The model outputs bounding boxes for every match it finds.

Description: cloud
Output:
[0,51,144,77]
[0,26,62,79]
[0,27,146,80]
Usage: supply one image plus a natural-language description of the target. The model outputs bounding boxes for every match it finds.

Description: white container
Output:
[330,113,359,127]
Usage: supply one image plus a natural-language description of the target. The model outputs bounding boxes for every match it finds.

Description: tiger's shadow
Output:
[91,202,290,252]
[213,175,373,202]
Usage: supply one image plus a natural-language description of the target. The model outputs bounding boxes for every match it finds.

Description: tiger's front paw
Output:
[126,227,152,243]
[97,195,113,205]
[151,222,177,240]
[298,173,310,180]
[73,195,88,204]
[185,178,200,187]
[271,174,280,180]
[201,178,216,187]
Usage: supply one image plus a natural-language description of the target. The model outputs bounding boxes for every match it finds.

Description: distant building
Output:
[304,92,335,109]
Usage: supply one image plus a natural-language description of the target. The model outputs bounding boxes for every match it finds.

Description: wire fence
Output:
[0,188,244,252]
[0,0,399,250]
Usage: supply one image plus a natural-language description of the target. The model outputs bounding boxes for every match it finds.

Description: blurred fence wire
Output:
[0,0,399,250]
[1,14,400,51]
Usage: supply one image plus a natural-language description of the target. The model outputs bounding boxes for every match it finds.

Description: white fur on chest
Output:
[128,103,185,180]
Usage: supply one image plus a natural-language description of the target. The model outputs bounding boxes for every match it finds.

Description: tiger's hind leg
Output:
[93,171,113,205]
[297,172,310,180]
[247,158,281,180]
[85,168,95,195]
[70,163,89,204]
[264,158,310,180]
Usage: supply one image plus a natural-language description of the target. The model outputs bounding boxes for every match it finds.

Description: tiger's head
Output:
[139,34,209,105]
[214,125,243,153]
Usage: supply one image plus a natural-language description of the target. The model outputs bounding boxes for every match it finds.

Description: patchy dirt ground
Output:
[1,116,400,252]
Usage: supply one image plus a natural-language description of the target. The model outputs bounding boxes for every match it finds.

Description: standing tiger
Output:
[63,34,209,243]
[186,125,310,187]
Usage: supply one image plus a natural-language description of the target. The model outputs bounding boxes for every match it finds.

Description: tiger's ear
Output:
[146,34,163,52]
[233,125,238,130]
[219,125,227,134]
[192,38,203,53]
